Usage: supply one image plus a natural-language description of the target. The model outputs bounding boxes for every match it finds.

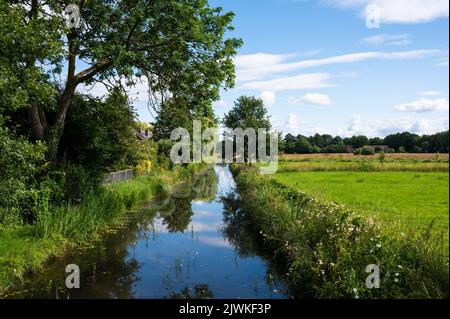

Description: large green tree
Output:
[223,96,271,131]
[222,96,272,163]
[2,0,241,161]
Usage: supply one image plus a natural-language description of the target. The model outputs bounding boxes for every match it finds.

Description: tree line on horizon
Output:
[283,130,449,154]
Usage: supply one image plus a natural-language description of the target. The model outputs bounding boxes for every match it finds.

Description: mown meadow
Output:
[274,172,448,244]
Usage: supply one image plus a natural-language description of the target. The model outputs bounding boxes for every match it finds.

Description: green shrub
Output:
[0,127,51,225]
[63,163,104,203]
[354,147,375,155]
[156,139,175,170]
[130,138,158,165]
[60,90,139,173]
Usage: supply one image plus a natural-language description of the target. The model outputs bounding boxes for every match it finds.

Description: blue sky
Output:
[78,0,449,137]
[205,0,449,137]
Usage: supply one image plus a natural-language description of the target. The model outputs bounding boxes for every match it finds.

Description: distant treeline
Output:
[283,130,449,154]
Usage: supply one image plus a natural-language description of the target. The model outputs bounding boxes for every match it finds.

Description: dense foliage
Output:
[0,125,53,226]
[1,1,241,162]
[0,0,240,225]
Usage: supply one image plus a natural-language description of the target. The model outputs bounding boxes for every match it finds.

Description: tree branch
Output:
[74,59,112,84]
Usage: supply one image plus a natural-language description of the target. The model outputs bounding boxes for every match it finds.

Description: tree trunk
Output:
[27,0,45,141]
[28,102,45,141]
[46,86,75,162]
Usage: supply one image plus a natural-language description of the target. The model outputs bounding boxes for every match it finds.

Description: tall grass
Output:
[230,164,449,298]
[35,175,164,242]
[0,174,166,295]
[279,154,449,164]
[277,161,449,173]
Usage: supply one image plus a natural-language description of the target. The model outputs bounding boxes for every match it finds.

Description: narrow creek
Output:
[9,165,289,299]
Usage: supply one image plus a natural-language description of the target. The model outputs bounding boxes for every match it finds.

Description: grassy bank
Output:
[230,164,449,298]
[0,165,203,296]
[274,171,449,241]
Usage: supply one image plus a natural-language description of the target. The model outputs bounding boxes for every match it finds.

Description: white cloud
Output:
[77,82,109,97]
[276,113,333,136]
[240,73,334,91]
[236,50,442,82]
[77,76,150,103]
[411,119,433,134]
[418,90,442,96]
[343,115,449,137]
[197,236,230,248]
[301,49,323,57]
[435,58,449,67]
[214,99,227,108]
[280,113,306,134]
[289,93,332,105]
[374,117,449,136]
[348,114,363,133]
[360,34,411,46]
[234,53,294,70]
[286,113,301,127]
[323,0,449,24]
[278,114,449,137]
[394,98,449,113]
[260,91,276,106]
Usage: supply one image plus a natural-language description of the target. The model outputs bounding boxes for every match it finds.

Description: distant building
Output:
[137,128,152,140]
[365,145,393,153]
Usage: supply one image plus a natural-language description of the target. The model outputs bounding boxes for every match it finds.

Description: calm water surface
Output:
[9,165,289,299]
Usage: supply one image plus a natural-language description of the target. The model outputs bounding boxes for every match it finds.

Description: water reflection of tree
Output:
[8,210,156,299]
[220,192,259,257]
[220,191,289,296]
[162,197,193,232]
[191,169,217,202]
[168,284,214,299]
[153,168,218,233]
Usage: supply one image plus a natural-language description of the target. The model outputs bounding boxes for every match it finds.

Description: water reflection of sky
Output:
[128,165,287,299]
[215,165,236,196]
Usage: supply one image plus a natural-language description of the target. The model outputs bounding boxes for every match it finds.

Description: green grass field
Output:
[274,171,449,243]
